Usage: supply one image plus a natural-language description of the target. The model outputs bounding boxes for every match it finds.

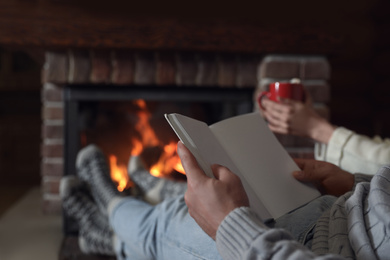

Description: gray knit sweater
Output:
[216,166,390,260]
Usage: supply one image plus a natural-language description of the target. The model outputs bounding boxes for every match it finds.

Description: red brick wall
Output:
[41,83,64,213]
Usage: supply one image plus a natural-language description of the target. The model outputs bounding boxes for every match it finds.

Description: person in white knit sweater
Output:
[260,97,390,175]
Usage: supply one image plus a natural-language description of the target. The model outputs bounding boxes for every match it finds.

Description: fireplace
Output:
[39,48,332,259]
[41,50,331,217]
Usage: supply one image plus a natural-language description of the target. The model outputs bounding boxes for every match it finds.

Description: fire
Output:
[110,99,185,191]
[132,100,159,148]
[109,155,132,192]
[149,142,185,177]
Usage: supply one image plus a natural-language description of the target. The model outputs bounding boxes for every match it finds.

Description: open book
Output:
[165,112,320,221]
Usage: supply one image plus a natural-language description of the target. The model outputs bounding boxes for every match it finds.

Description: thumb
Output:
[292,170,308,181]
[177,141,209,185]
[211,164,237,182]
[293,169,325,195]
[292,167,324,183]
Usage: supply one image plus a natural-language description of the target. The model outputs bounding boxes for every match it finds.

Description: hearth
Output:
[63,83,255,234]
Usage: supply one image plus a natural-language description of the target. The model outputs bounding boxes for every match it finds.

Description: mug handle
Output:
[257,91,271,110]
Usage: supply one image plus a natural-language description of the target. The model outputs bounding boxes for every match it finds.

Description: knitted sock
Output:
[78,214,115,256]
[60,175,99,223]
[60,175,115,256]
[128,156,187,205]
[76,144,122,214]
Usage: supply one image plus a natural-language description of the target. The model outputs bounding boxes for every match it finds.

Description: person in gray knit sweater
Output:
[61,142,389,260]
[180,141,388,260]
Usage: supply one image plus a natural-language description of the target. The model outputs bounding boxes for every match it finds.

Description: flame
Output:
[109,155,132,192]
[134,100,159,148]
[110,99,185,191]
[130,100,185,177]
[131,139,143,156]
[149,142,185,177]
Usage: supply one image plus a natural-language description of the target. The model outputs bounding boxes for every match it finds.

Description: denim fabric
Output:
[110,194,336,259]
[268,195,337,248]
[110,195,222,260]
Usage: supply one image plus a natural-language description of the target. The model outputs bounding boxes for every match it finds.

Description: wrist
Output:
[309,118,336,144]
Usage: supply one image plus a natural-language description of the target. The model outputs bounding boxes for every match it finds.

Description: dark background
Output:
[1,0,389,185]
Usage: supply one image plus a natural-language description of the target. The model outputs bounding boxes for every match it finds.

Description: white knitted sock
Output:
[128,156,187,204]
[76,144,122,214]
[60,175,115,256]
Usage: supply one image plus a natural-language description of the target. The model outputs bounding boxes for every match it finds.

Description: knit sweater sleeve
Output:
[353,173,373,189]
[215,207,345,260]
[315,127,390,175]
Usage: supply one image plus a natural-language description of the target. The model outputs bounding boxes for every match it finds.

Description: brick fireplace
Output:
[0,2,341,217]
[40,50,331,215]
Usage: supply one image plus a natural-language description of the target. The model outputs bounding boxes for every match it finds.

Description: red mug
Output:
[258,82,305,110]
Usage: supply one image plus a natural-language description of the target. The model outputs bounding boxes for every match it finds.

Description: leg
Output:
[109,196,222,260]
[128,156,187,205]
[77,144,220,259]
[269,195,337,247]
[76,144,123,214]
[60,175,115,255]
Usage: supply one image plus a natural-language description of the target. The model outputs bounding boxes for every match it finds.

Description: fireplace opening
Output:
[63,84,255,234]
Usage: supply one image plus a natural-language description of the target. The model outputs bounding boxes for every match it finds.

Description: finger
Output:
[262,99,279,110]
[293,158,308,169]
[263,107,285,121]
[264,112,290,129]
[267,123,289,135]
[292,159,310,180]
[177,141,209,185]
[211,164,237,182]
[263,104,293,122]
[279,98,301,106]
[264,100,291,114]
[292,158,312,178]
[292,160,327,182]
[292,170,310,181]
[210,164,223,180]
[278,97,292,104]
[257,95,268,111]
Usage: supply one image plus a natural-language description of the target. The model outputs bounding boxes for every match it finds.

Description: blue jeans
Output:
[109,195,336,259]
[109,195,222,260]
[269,195,337,247]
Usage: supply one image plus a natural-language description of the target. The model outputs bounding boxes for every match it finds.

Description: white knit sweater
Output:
[315,127,390,175]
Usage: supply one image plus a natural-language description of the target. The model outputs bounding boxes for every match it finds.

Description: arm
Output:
[315,127,390,175]
[217,207,344,260]
[177,142,345,260]
[259,96,390,174]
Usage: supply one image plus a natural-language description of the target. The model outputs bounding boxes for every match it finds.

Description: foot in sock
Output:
[78,216,115,256]
[128,156,187,205]
[76,144,122,214]
[60,175,115,256]
[60,175,98,223]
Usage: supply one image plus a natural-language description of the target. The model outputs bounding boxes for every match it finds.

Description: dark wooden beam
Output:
[0,1,342,54]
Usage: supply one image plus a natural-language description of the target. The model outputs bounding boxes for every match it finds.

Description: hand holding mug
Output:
[258,84,335,144]
[258,81,305,110]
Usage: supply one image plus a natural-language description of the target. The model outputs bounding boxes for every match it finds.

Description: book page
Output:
[165,114,272,220]
[210,112,320,219]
